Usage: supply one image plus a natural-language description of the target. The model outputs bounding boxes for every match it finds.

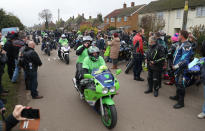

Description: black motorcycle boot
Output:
[169,89,180,101]
[144,78,153,94]
[173,99,184,109]
[173,90,185,109]
[153,80,159,97]
[154,90,159,97]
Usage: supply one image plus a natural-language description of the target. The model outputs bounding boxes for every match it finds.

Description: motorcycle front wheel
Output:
[47,48,50,56]
[101,105,117,129]
[65,54,69,64]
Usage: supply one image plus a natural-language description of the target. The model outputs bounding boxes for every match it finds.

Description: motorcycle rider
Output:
[41,33,50,51]
[75,36,92,85]
[58,34,68,58]
[169,30,193,109]
[82,46,106,74]
[144,36,166,97]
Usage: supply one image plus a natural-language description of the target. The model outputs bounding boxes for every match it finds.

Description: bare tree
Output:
[39,9,52,29]
[140,14,165,37]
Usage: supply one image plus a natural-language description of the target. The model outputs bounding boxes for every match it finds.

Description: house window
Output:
[124,16,128,22]
[157,12,163,19]
[106,18,109,23]
[117,17,121,22]
[176,9,181,19]
[111,18,115,22]
[196,7,205,17]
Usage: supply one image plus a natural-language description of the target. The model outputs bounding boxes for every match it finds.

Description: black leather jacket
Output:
[146,43,166,71]
[23,47,42,71]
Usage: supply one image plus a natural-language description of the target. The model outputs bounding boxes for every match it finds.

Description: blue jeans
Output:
[27,71,38,97]
[203,85,205,113]
[11,59,19,82]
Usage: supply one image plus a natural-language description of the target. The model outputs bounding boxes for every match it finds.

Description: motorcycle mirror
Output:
[84,74,94,79]
[115,69,122,75]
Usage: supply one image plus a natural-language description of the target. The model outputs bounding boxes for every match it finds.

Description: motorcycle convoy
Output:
[31,31,205,129]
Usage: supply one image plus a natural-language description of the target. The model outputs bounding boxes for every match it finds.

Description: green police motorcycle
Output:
[72,66,121,129]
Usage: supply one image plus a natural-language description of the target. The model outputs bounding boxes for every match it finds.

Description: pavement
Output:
[21,45,205,131]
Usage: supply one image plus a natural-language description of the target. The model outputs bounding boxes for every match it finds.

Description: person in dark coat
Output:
[23,41,43,99]
[145,36,166,97]
[3,33,16,80]
[96,35,105,57]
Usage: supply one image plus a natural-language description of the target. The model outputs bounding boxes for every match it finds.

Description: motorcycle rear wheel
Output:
[125,59,134,74]
[101,105,117,129]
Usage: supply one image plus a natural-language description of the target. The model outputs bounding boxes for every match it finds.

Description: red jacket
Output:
[133,34,144,55]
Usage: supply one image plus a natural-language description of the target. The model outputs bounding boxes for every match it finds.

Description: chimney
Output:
[123,3,127,8]
[72,16,74,19]
[89,16,92,19]
[82,13,84,18]
[131,2,135,7]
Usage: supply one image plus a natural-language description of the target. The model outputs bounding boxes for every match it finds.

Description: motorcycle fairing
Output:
[91,69,115,89]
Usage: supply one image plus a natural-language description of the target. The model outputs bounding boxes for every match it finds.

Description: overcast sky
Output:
[0,0,153,27]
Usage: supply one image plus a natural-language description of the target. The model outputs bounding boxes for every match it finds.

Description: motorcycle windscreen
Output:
[92,69,115,89]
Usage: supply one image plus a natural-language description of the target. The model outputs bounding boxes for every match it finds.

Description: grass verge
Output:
[1,67,17,119]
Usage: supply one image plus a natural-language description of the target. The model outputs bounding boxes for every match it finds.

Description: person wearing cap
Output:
[145,36,166,97]
[3,33,16,80]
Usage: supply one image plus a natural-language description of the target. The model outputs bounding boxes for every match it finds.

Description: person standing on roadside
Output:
[132,28,145,81]
[23,41,43,99]
[197,40,205,119]
[144,36,165,97]
[3,32,16,80]
[0,44,9,97]
[169,30,193,109]
[108,33,120,69]
[11,32,25,83]
[96,35,105,57]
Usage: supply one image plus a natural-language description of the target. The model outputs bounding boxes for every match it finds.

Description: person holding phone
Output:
[0,105,27,131]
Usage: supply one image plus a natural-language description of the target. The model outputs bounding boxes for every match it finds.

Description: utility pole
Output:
[58,9,60,22]
[182,0,188,30]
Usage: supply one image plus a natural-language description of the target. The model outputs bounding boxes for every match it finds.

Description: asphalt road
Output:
[25,45,205,131]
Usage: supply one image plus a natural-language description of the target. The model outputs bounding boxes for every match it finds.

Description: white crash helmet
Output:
[61,34,66,38]
[83,36,93,42]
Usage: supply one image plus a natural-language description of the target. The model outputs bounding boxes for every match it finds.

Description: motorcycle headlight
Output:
[110,87,116,93]
[102,88,108,94]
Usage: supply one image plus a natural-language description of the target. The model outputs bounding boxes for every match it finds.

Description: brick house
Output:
[104,2,146,32]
